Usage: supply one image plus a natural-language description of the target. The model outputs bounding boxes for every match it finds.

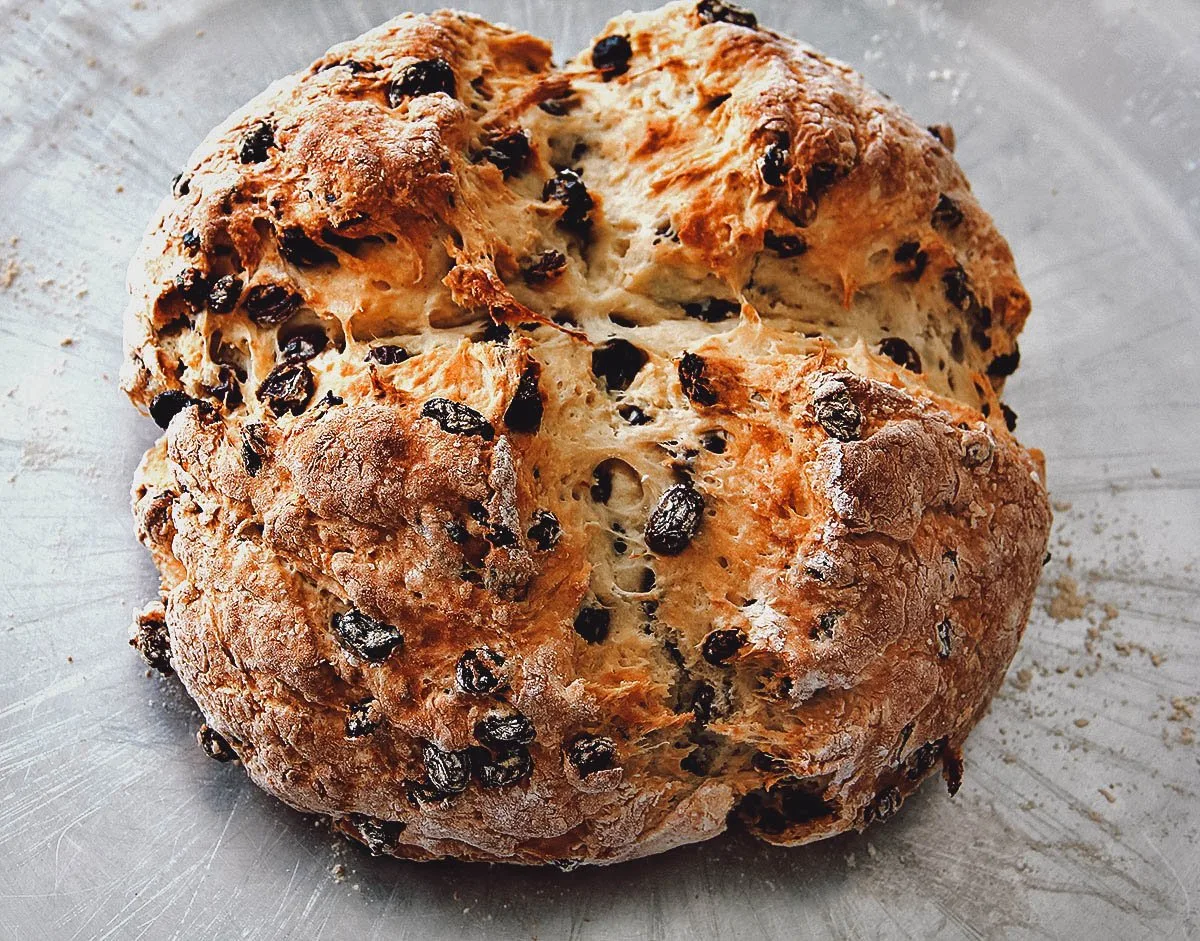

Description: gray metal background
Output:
[1,0,1198,938]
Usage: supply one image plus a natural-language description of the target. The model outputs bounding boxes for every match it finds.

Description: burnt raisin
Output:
[894,241,929,281]
[645,483,704,555]
[238,121,275,163]
[421,398,494,440]
[935,618,953,658]
[149,390,199,429]
[683,298,739,322]
[931,193,964,230]
[504,362,543,433]
[987,346,1020,378]
[388,58,455,105]
[566,734,616,776]
[573,605,611,644]
[130,615,172,675]
[812,610,840,640]
[278,325,328,363]
[878,337,922,373]
[279,227,336,268]
[527,510,561,551]
[812,382,862,441]
[456,647,506,695]
[618,404,652,425]
[207,365,243,409]
[365,344,409,365]
[481,127,532,177]
[352,816,406,855]
[591,339,648,392]
[592,35,632,79]
[697,0,758,28]
[760,142,789,187]
[702,628,747,665]
[864,786,903,824]
[257,363,314,416]
[764,230,807,258]
[543,168,594,230]
[175,267,210,308]
[198,724,235,762]
[422,743,471,794]
[678,352,717,406]
[523,250,567,285]
[207,275,243,313]
[699,430,726,453]
[346,699,380,738]
[473,745,532,788]
[332,609,403,662]
[475,711,536,747]
[244,283,302,325]
[240,423,266,476]
[1001,403,1018,431]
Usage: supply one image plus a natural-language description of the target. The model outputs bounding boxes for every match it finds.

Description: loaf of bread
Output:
[122,0,1051,864]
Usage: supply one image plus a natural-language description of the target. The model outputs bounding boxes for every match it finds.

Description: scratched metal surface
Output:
[0,0,1198,938]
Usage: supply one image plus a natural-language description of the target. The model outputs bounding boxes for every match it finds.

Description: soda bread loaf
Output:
[122,0,1051,864]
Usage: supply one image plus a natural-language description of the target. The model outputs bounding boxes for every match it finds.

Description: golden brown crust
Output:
[122,2,1049,864]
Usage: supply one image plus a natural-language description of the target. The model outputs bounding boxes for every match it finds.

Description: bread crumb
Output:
[1098,788,1116,804]
[1150,467,1161,478]
[60,336,74,347]
[330,863,347,882]
[1,258,18,289]
[1052,500,1072,513]
[1073,718,1089,728]
[1048,576,1090,621]
[1011,668,1033,691]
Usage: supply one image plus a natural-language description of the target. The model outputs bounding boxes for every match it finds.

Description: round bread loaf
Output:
[122,0,1051,864]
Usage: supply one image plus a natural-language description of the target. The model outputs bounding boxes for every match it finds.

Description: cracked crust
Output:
[123,2,1050,864]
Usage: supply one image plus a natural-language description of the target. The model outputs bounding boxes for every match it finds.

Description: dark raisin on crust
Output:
[760,142,789,187]
[388,58,455,106]
[894,240,929,282]
[420,398,494,440]
[878,337,922,373]
[566,734,617,776]
[618,403,652,425]
[812,381,862,441]
[811,610,840,640]
[244,283,302,325]
[678,352,717,406]
[1001,403,1018,431]
[699,430,726,453]
[863,786,903,824]
[763,230,807,258]
[238,121,275,163]
[197,724,236,762]
[987,346,1020,378]
[278,227,337,268]
[936,617,953,658]
[473,745,533,788]
[351,816,406,855]
[481,127,532,177]
[504,362,543,432]
[365,344,409,365]
[207,365,243,409]
[645,483,704,555]
[523,250,567,285]
[931,193,964,230]
[455,647,506,695]
[422,742,471,794]
[543,168,594,230]
[346,699,381,738]
[475,711,537,746]
[696,0,758,29]
[174,267,210,309]
[573,605,612,644]
[130,614,173,675]
[181,229,201,252]
[591,338,648,392]
[592,35,632,79]
[207,275,243,313]
[278,325,328,363]
[149,390,200,429]
[257,363,314,417]
[702,628,747,665]
[332,609,404,662]
[683,298,739,322]
[527,509,561,551]
[240,423,267,476]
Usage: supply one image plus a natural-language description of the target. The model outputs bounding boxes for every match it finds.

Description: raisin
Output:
[764,230,807,258]
[422,743,471,794]
[931,193,964,230]
[346,699,380,738]
[699,430,726,453]
[678,352,717,406]
[149,390,199,429]
[760,142,789,187]
[238,121,275,163]
[864,786,903,824]
[207,365,243,409]
[278,325,328,363]
[481,127,532,177]
[207,275,243,313]
[878,337,922,373]
[811,610,840,640]
[475,711,536,746]
[504,362,543,433]
[332,609,403,662]
[935,617,953,658]
[566,734,617,776]
[645,483,704,555]
[543,168,594,230]
[942,265,975,312]
[240,423,266,476]
[987,346,1020,378]
[486,525,517,549]
[182,229,201,252]
[171,173,189,197]
[592,35,632,79]
[456,647,506,695]
[538,93,579,116]
[943,748,964,796]
[1001,403,1018,431]
[590,464,612,503]
[527,510,561,551]
[812,382,862,441]
[473,745,532,788]
[904,738,947,781]
[319,391,343,407]
[175,267,210,308]
[702,628,747,665]
[467,501,489,524]
[198,724,235,762]
[388,58,455,105]
[573,605,611,644]
[279,227,336,268]
[257,363,314,417]
[894,241,929,282]
[618,404,652,425]
[352,816,406,855]
[365,344,409,365]
[244,283,302,325]
[421,398,494,440]
[130,614,172,675]
[523,250,567,285]
[683,298,739,322]
[590,338,648,393]
[480,321,512,344]
[697,0,758,28]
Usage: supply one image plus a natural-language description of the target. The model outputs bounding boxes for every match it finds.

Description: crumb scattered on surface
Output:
[1048,575,1090,621]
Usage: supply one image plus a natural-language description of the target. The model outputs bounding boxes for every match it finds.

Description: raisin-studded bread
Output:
[122,0,1050,864]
